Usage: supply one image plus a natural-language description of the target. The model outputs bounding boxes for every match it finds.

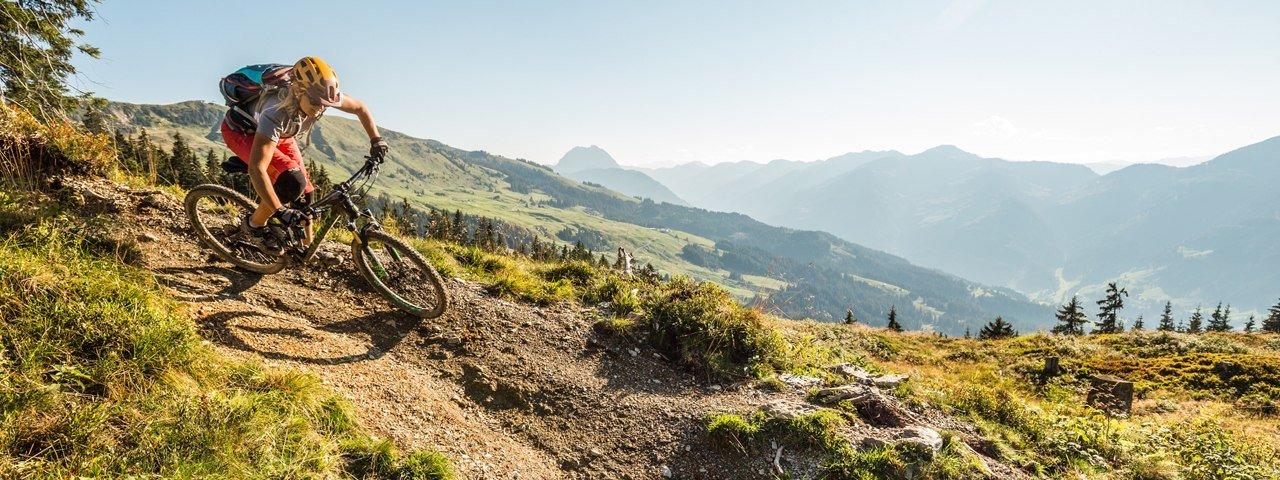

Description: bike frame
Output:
[289,157,386,264]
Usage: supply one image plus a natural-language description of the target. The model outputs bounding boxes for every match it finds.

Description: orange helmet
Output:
[292,56,342,107]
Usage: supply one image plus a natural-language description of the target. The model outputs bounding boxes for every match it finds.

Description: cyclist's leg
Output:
[271,139,314,245]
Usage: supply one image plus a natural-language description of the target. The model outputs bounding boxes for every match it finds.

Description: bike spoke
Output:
[365,240,441,312]
[191,189,282,269]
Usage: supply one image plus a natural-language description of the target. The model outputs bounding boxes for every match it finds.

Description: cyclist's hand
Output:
[273,207,308,226]
[370,136,389,161]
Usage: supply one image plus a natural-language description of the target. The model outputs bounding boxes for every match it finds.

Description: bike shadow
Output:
[199,308,420,365]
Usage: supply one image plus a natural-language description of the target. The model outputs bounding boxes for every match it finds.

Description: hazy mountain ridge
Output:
[640,139,1280,322]
[104,100,1053,334]
[554,146,686,205]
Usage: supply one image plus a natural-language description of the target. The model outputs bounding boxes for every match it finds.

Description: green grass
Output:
[0,218,453,478]
[702,409,989,479]
[789,325,1280,479]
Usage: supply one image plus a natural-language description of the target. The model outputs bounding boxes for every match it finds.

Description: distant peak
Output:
[918,145,978,159]
[556,145,620,173]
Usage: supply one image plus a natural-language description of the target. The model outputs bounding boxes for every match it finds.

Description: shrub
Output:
[0,103,115,187]
[538,260,597,286]
[644,277,787,378]
[704,413,759,452]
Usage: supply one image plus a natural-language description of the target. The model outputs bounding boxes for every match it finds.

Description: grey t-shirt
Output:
[252,87,339,141]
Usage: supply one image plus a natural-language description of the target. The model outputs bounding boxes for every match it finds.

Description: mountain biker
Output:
[219,56,389,251]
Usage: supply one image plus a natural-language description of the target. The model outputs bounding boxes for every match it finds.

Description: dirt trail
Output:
[70,177,1025,479]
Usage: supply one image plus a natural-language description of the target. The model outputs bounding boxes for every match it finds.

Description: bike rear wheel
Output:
[353,228,449,319]
[184,184,286,274]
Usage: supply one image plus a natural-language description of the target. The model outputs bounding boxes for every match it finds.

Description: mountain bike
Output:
[183,155,448,319]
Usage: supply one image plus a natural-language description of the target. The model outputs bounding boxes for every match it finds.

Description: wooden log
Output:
[1043,357,1061,377]
[1086,374,1134,414]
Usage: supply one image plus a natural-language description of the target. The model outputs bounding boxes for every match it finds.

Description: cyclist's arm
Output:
[248,132,285,212]
[334,95,381,140]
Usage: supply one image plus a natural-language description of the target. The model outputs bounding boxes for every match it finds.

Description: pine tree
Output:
[168,132,204,188]
[598,254,610,268]
[1244,315,1256,333]
[81,103,107,134]
[886,305,903,332]
[307,159,333,193]
[1187,306,1204,334]
[979,316,1017,339]
[529,236,543,260]
[1132,315,1144,331]
[844,309,857,325]
[1264,299,1280,334]
[963,327,971,339]
[1207,302,1232,332]
[135,129,157,182]
[203,149,223,185]
[640,263,658,282]
[451,210,466,243]
[1157,301,1176,332]
[570,241,589,261]
[1093,282,1128,334]
[0,0,101,119]
[1052,296,1089,336]
[114,129,141,174]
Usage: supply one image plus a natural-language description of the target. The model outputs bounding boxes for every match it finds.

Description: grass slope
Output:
[0,104,452,479]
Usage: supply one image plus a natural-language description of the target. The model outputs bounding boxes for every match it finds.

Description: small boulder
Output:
[762,398,817,420]
[895,426,943,456]
[828,363,909,388]
[777,373,822,389]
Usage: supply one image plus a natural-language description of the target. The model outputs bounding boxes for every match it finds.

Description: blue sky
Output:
[72,0,1280,167]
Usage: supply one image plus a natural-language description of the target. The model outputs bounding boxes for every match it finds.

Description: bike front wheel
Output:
[184,184,287,274]
[352,228,449,319]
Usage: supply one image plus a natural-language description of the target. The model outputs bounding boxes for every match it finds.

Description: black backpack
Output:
[218,64,292,132]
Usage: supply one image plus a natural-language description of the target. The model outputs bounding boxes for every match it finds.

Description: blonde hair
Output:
[282,82,325,146]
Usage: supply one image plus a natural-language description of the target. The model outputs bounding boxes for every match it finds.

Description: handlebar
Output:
[335,155,384,191]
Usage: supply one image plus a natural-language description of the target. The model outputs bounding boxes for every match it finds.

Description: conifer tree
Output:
[1157,301,1176,332]
[135,129,157,182]
[1093,282,1128,334]
[598,254,609,268]
[203,149,223,185]
[1,0,101,118]
[1132,315,1144,331]
[1207,302,1232,332]
[886,305,903,332]
[1263,299,1280,334]
[1052,296,1089,336]
[81,103,107,134]
[114,129,141,174]
[963,327,971,339]
[168,132,204,188]
[307,158,333,193]
[979,316,1017,339]
[451,210,466,243]
[1187,306,1204,334]
[1244,315,1256,333]
[844,309,857,325]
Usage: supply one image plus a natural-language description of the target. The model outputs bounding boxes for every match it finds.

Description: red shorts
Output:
[220,120,313,194]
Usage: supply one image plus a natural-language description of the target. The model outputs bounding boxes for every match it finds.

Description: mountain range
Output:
[635,142,1280,322]
[553,146,686,205]
[101,100,1054,335]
